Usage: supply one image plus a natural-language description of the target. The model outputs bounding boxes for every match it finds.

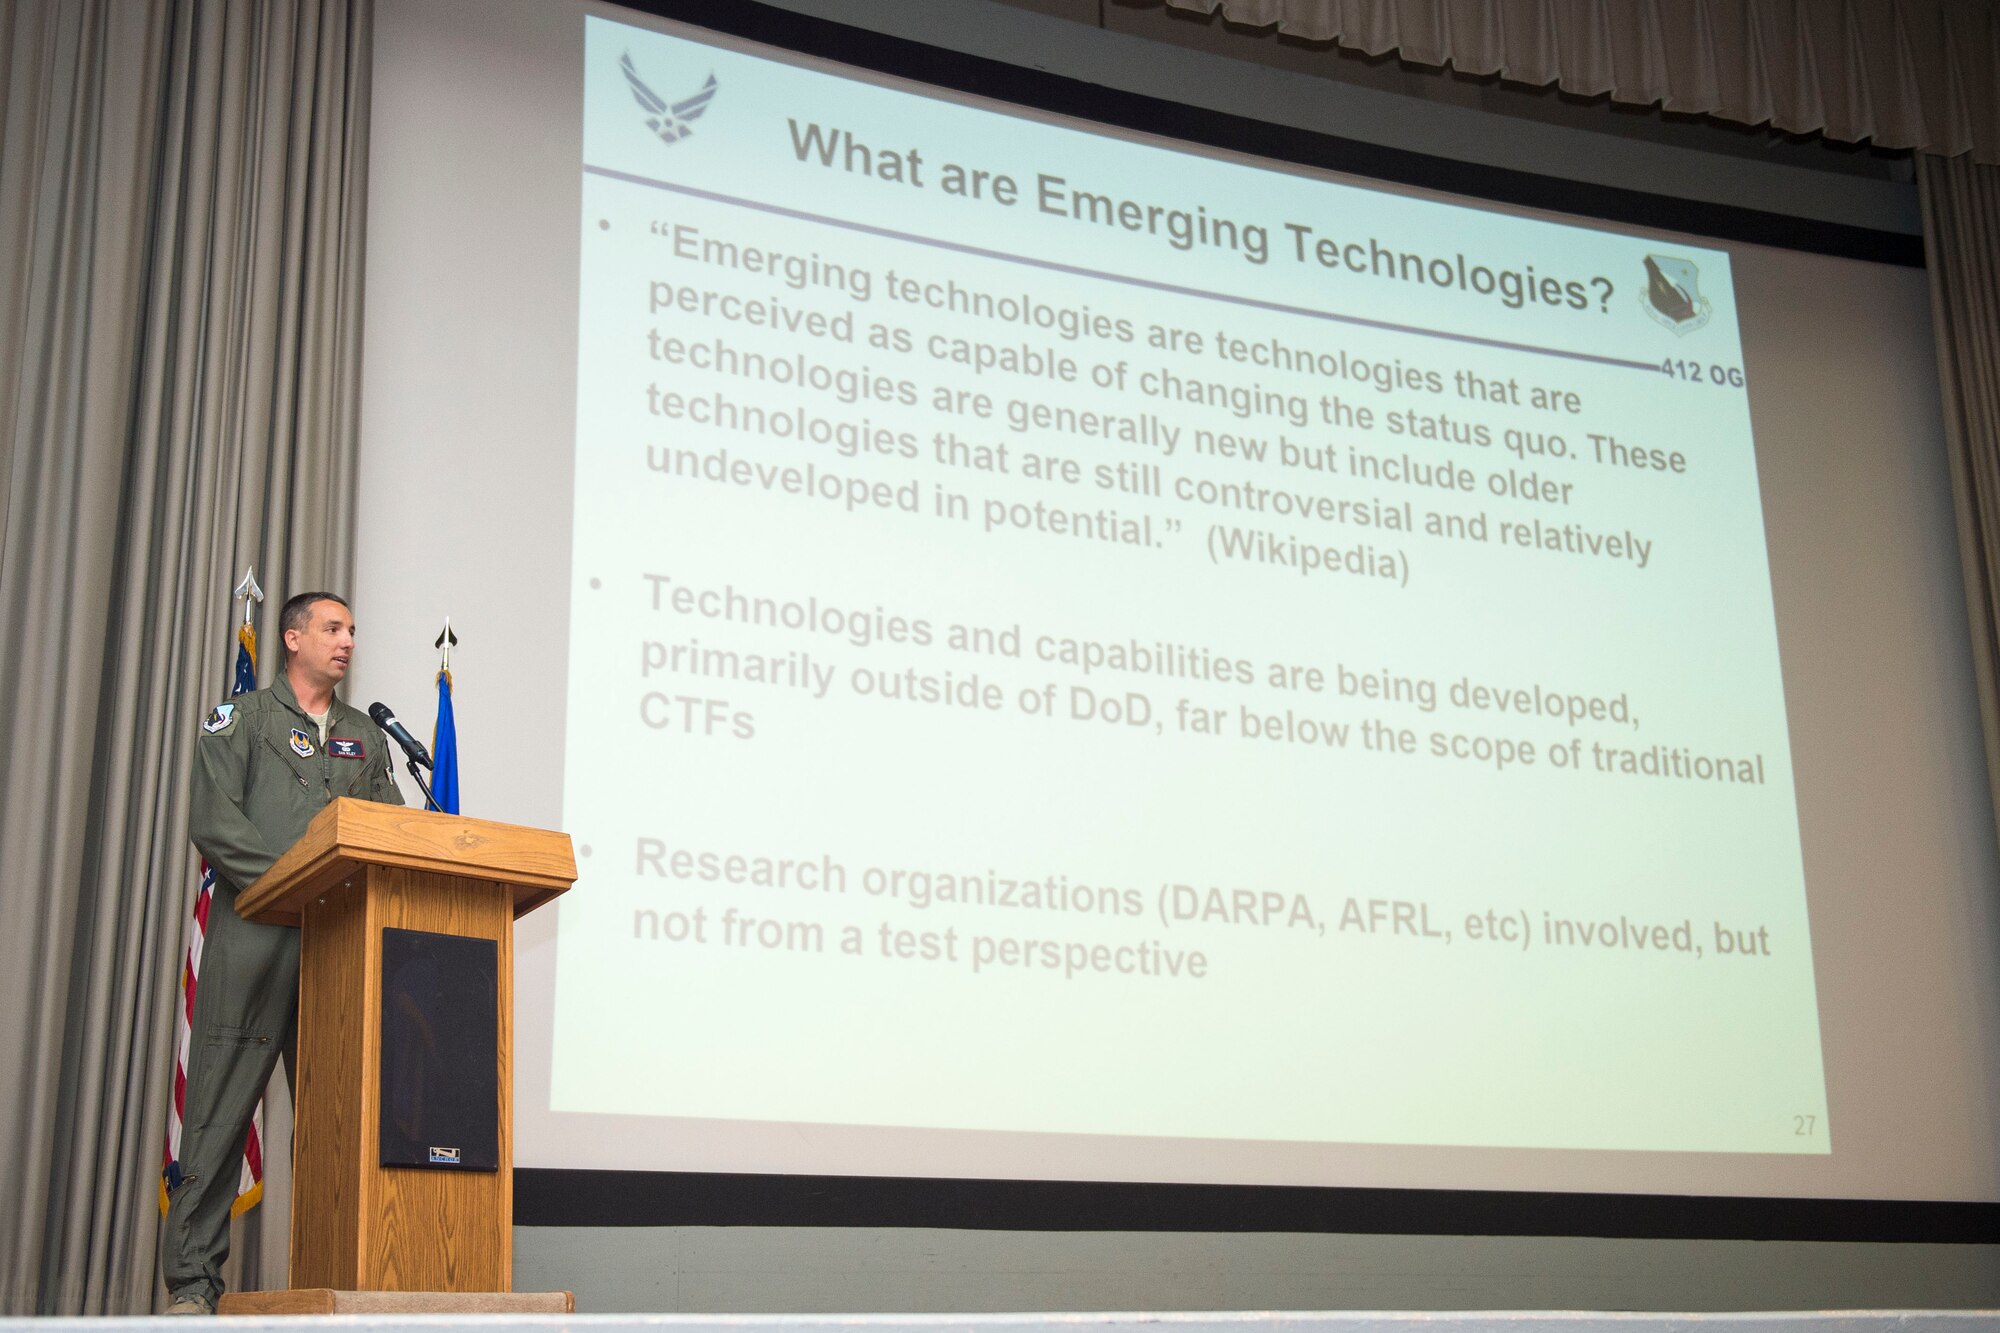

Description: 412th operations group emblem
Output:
[1641,254,1713,336]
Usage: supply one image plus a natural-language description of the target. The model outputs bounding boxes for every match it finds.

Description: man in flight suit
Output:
[163,592,404,1314]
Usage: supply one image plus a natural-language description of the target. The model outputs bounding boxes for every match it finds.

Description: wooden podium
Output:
[225,798,575,1308]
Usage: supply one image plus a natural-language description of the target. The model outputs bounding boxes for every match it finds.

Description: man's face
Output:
[286,599,355,687]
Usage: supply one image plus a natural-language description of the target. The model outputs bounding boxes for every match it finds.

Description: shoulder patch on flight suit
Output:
[202,703,237,734]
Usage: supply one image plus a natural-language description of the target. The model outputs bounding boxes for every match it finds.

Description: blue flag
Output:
[430,668,459,814]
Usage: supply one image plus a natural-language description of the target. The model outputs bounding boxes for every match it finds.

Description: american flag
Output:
[161,616,265,1218]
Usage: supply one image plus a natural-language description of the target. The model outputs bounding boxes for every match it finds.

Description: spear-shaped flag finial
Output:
[233,566,265,625]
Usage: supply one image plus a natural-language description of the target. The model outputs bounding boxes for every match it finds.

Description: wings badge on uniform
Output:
[619,53,717,146]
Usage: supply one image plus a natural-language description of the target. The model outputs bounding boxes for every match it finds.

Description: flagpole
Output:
[430,618,461,815]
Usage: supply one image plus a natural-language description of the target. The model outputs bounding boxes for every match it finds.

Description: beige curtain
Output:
[0,0,371,1315]
[1923,152,2000,851]
[1162,0,2000,165]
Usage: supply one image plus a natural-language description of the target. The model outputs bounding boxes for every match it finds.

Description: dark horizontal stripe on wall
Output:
[618,0,1922,267]
[516,1169,2000,1243]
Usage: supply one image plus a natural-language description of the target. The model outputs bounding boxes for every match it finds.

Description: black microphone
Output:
[369,701,434,770]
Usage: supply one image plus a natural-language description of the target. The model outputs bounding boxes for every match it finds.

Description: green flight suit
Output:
[164,675,404,1305]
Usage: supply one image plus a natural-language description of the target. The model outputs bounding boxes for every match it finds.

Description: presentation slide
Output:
[550,13,1827,1157]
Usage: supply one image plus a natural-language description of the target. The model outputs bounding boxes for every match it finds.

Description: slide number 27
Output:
[1793,1114,1817,1136]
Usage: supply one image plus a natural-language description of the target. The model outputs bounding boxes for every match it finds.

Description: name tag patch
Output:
[289,728,315,758]
[328,737,366,759]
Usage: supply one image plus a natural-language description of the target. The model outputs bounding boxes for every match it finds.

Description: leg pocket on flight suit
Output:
[190,1025,275,1128]
[204,1024,274,1049]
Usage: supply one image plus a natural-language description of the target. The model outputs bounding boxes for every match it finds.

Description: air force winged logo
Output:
[1641,254,1713,336]
[619,52,717,146]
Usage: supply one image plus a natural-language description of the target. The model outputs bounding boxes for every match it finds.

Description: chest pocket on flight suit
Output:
[329,738,377,797]
[260,731,317,792]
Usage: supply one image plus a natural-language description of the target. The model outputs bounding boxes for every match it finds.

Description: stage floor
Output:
[9,1310,2000,1330]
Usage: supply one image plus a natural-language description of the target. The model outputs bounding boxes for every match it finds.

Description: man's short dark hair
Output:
[277,591,350,665]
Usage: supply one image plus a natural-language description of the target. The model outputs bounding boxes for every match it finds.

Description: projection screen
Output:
[352,0,2000,1208]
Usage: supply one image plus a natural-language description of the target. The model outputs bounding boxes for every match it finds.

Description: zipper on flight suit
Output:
[260,733,311,788]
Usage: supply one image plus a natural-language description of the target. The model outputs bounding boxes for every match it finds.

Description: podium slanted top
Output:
[236,798,577,926]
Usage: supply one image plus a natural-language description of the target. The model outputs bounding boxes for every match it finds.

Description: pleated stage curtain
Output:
[1163,0,2000,165]
[1922,151,2000,865]
[0,0,372,1314]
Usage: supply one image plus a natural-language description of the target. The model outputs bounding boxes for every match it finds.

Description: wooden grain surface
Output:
[238,799,576,925]
[290,886,370,1289]
[363,868,514,1293]
[288,861,521,1293]
[218,1288,572,1314]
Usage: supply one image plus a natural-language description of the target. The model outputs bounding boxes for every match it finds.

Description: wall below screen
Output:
[514,1226,2000,1312]
[365,0,1998,1311]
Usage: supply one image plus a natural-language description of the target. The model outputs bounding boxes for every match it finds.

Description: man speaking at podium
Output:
[163,592,404,1315]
